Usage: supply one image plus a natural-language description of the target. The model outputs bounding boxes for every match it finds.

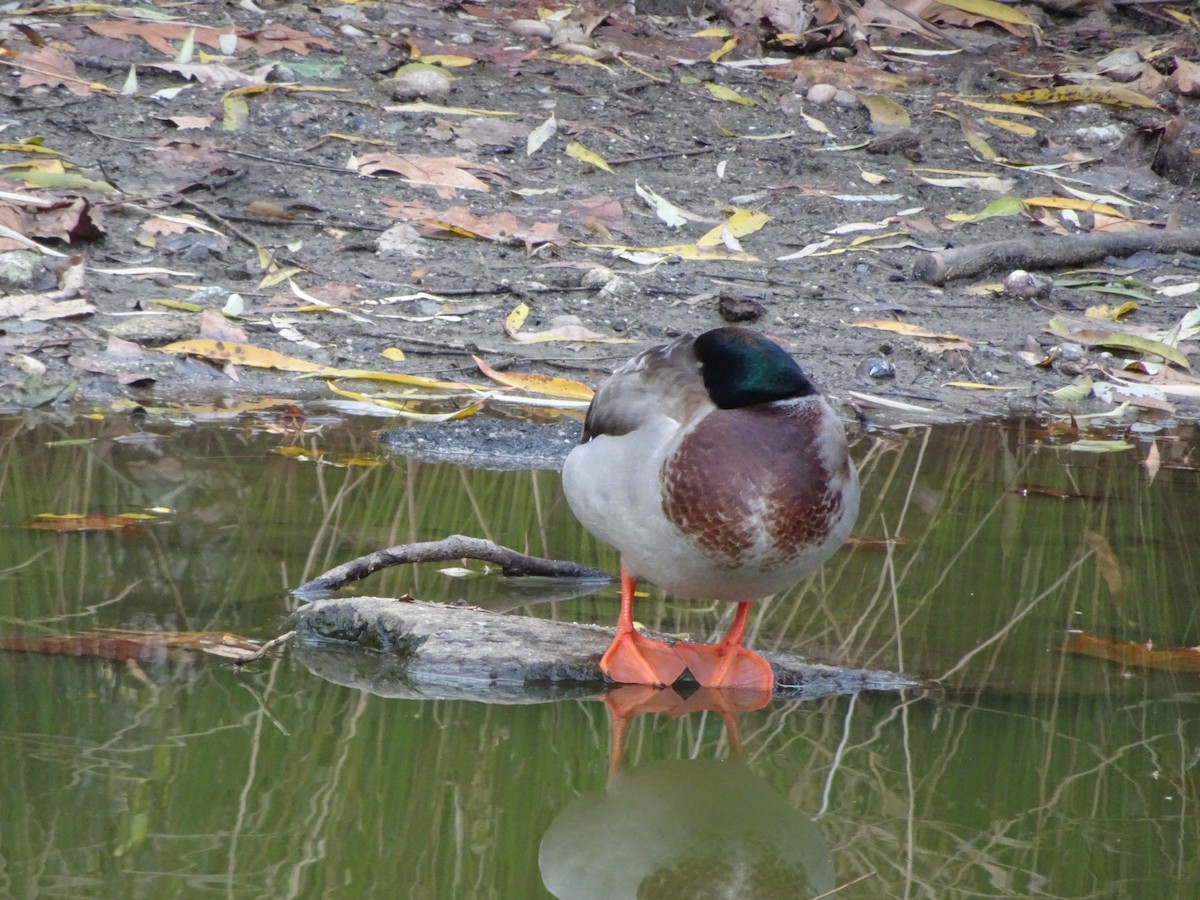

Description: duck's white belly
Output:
[562,406,858,603]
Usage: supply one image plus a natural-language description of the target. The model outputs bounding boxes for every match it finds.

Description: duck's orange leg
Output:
[600,568,687,687]
[673,602,775,692]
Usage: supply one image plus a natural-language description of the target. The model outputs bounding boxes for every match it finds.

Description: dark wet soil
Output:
[2,1,1199,428]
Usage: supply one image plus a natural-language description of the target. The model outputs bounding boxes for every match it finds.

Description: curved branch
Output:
[293,534,610,598]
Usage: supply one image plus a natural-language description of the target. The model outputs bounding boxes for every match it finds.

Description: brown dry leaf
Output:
[87,21,333,57]
[28,197,105,243]
[160,339,330,373]
[161,115,215,130]
[150,62,273,89]
[567,195,628,237]
[851,320,968,341]
[357,153,508,198]
[1169,59,1200,96]
[14,47,94,97]
[763,58,916,92]
[199,307,249,343]
[719,0,813,33]
[473,355,594,400]
[419,206,563,249]
[1062,632,1200,674]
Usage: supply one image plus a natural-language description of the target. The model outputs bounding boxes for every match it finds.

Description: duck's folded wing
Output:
[580,336,703,442]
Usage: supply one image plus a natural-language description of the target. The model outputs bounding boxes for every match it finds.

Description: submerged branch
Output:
[293,534,610,597]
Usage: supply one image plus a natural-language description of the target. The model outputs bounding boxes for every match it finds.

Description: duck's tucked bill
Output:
[562,326,859,692]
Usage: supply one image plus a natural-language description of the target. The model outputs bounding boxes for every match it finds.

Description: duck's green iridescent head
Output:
[694,327,816,409]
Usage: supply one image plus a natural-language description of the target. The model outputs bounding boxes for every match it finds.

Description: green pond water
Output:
[1,409,1198,899]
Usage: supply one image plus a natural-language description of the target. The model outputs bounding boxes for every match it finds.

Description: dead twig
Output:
[232,630,296,666]
[293,535,610,597]
[912,227,1200,285]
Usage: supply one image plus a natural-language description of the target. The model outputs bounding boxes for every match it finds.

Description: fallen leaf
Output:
[1002,84,1160,110]
[1063,632,1200,673]
[852,320,968,341]
[472,355,594,400]
[160,339,329,372]
[565,141,612,172]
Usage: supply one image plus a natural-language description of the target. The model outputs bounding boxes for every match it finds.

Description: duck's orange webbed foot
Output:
[673,641,775,692]
[673,601,776,692]
[600,629,687,687]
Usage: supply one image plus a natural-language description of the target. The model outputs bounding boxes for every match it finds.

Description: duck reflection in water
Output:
[539,685,835,900]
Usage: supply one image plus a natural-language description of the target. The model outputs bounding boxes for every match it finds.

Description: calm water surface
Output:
[1,409,1198,898]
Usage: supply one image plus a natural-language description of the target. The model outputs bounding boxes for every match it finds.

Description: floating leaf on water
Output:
[1066,439,1134,453]
[1063,632,1200,673]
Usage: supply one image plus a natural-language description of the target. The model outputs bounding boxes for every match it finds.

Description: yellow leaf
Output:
[692,27,732,36]
[983,116,1037,136]
[385,102,517,117]
[326,381,483,420]
[937,0,1037,27]
[1085,302,1138,321]
[696,209,769,247]
[945,195,1026,223]
[950,98,1050,119]
[149,298,204,312]
[311,369,482,392]
[415,54,476,68]
[708,37,738,64]
[860,95,911,129]
[959,117,996,160]
[505,302,529,337]
[565,141,612,172]
[851,320,968,341]
[160,340,329,372]
[473,355,595,400]
[704,83,755,106]
[1002,85,1160,110]
[258,266,306,289]
[380,347,406,361]
[1025,196,1125,218]
[222,94,248,131]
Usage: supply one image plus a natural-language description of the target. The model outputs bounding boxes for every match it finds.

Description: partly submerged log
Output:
[291,597,918,702]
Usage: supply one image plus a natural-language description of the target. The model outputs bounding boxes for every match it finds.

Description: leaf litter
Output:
[0,0,1196,429]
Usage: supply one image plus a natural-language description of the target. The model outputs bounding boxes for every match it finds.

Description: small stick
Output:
[607,147,715,167]
[232,630,296,666]
[293,535,610,597]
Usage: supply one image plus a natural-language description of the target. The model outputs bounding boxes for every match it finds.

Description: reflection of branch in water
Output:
[936,545,1096,684]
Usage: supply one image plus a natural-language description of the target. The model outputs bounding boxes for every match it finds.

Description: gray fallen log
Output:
[290,597,918,702]
[912,226,1200,285]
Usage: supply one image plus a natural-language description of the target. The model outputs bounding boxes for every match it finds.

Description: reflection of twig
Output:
[936,546,1097,683]
[293,534,609,596]
[231,630,295,666]
[810,870,878,899]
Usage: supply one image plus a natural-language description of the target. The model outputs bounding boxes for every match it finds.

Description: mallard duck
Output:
[562,327,859,692]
